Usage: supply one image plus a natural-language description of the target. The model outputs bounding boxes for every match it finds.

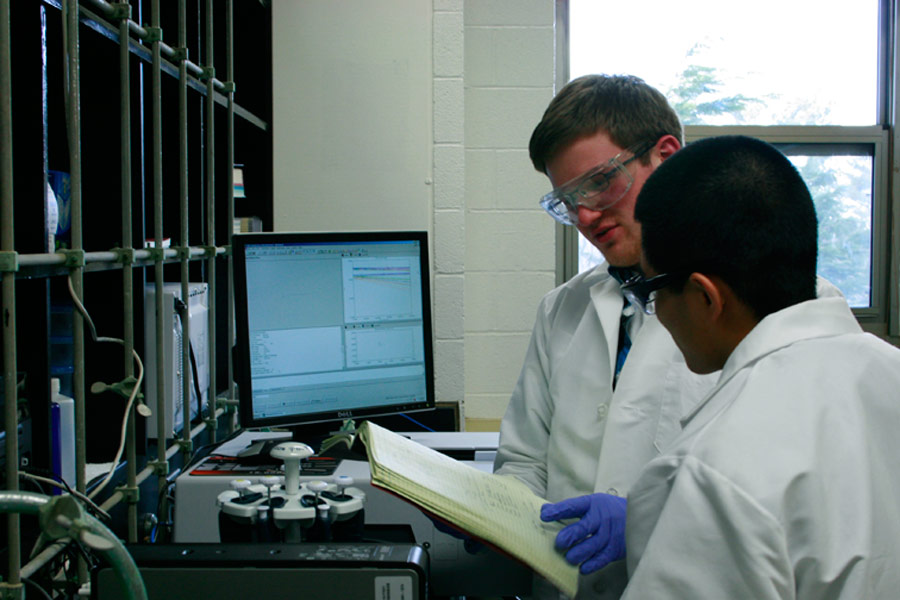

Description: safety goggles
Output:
[620,271,683,315]
[539,140,657,226]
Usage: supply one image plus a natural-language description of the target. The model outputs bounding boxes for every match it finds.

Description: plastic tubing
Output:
[0,491,147,600]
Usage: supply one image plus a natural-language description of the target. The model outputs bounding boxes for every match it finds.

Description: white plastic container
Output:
[51,377,76,488]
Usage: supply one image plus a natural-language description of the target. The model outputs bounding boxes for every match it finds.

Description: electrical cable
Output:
[154,477,177,544]
[87,348,144,500]
[398,412,436,432]
[19,472,110,522]
[66,275,146,500]
[174,296,205,425]
[22,577,53,600]
[189,341,203,420]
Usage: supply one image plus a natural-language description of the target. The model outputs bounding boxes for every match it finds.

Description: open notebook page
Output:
[360,421,578,597]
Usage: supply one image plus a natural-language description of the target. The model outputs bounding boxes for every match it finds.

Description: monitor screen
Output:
[232,231,435,430]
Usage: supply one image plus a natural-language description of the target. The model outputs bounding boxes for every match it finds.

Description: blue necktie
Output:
[607,266,638,390]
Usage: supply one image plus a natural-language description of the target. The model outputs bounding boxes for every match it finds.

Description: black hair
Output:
[634,135,818,320]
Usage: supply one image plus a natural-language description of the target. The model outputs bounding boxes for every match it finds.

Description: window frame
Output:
[556,0,898,340]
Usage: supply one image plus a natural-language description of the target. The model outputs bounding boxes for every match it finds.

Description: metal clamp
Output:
[199,66,216,81]
[143,26,163,43]
[222,244,232,257]
[110,3,132,20]
[173,246,192,261]
[95,376,142,401]
[147,460,169,477]
[59,249,86,268]
[200,245,218,260]
[0,582,24,600]
[116,484,140,505]
[171,46,189,62]
[176,439,193,454]
[145,246,166,263]
[111,247,135,266]
[221,81,236,94]
[0,251,18,273]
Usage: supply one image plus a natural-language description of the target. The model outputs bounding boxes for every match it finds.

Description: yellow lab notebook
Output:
[358,420,578,597]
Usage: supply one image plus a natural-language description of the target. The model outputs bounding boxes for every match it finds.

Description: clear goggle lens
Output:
[539,153,639,226]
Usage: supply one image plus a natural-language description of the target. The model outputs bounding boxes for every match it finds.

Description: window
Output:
[561,0,893,334]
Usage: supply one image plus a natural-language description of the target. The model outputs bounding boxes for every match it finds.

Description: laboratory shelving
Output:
[0,0,272,593]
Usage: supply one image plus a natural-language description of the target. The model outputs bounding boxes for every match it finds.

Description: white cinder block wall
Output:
[273,0,558,431]
[432,0,467,421]
[461,1,556,429]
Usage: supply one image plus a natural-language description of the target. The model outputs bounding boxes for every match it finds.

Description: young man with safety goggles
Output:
[491,74,710,599]
[493,76,842,599]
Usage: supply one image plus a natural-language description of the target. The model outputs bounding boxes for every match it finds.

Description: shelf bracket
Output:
[110,3,132,21]
[145,247,166,263]
[111,247,135,266]
[147,460,169,477]
[115,484,140,505]
[59,249,85,269]
[0,251,18,273]
[173,246,191,261]
[143,26,163,43]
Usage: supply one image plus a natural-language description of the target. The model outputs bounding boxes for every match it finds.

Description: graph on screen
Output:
[343,257,420,322]
[346,326,419,367]
[233,231,435,428]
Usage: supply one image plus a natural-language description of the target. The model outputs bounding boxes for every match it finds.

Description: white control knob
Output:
[269,442,314,495]
[307,480,328,495]
[259,475,280,500]
[230,479,252,496]
[334,475,353,496]
[259,475,280,488]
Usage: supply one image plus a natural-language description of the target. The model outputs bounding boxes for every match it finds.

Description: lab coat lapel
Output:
[589,275,625,382]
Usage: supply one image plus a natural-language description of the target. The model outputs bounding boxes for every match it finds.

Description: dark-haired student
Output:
[548,135,900,599]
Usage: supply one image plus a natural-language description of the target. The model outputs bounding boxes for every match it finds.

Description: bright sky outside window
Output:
[568,0,880,308]
[569,0,878,126]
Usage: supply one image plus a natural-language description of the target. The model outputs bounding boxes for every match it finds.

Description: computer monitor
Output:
[232,231,435,433]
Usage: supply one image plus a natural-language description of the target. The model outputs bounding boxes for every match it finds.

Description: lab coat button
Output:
[597,404,608,418]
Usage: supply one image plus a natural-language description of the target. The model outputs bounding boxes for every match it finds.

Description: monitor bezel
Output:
[232,230,436,430]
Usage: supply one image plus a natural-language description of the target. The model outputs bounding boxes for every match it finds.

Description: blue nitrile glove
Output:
[540,493,627,574]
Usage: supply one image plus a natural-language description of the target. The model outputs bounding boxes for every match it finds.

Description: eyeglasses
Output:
[620,271,682,315]
[539,140,657,226]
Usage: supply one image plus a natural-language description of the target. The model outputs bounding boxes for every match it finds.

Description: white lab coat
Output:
[493,264,843,599]
[621,297,900,599]
[494,264,716,599]
[494,265,714,503]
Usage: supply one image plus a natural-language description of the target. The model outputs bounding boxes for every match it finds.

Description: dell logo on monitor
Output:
[337,411,354,418]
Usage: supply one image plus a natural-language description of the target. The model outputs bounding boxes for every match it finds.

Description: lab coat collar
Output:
[681,296,860,427]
